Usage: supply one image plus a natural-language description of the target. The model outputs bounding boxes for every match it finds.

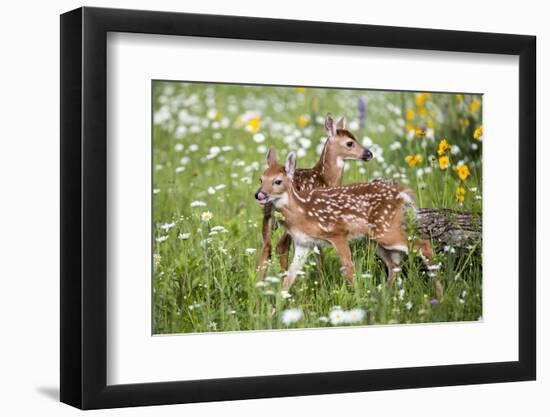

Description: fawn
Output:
[255,151,444,299]
[255,113,373,281]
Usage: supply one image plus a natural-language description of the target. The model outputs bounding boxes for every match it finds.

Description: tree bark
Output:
[415,208,481,246]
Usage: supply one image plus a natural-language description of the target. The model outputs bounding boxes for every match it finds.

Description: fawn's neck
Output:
[314,139,344,187]
[275,183,308,221]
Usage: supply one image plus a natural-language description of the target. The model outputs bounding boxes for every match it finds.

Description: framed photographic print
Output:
[60,6,536,410]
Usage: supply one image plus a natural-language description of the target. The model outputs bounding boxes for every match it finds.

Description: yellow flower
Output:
[415,93,430,107]
[297,114,308,128]
[427,120,435,129]
[437,138,451,156]
[455,94,463,102]
[406,123,414,132]
[459,118,470,128]
[470,98,481,113]
[405,154,423,167]
[245,116,260,134]
[153,253,161,265]
[438,156,450,170]
[415,128,426,137]
[201,211,213,222]
[456,187,466,203]
[456,164,470,181]
[418,106,427,117]
[405,108,415,121]
[296,87,306,93]
[473,125,483,140]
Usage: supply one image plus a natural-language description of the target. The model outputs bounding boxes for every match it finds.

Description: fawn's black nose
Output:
[362,149,373,161]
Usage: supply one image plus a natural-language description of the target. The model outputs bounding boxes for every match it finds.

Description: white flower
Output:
[257,145,267,154]
[399,288,405,300]
[207,109,218,120]
[255,281,267,288]
[405,301,413,310]
[281,308,303,325]
[343,308,365,324]
[156,235,169,243]
[280,290,292,299]
[208,187,216,195]
[298,137,311,149]
[245,248,257,255]
[190,201,207,207]
[178,233,191,240]
[179,156,190,165]
[201,211,213,222]
[160,222,175,231]
[451,145,461,155]
[175,166,185,173]
[389,141,402,151]
[253,133,265,143]
[362,136,373,147]
[210,225,227,233]
[265,276,280,283]
[189,144,199,152]
[297,148,307,158]
[153,188,161,195]
[319,316,329,323]
[174,143,184,152]
[329,307,346,325]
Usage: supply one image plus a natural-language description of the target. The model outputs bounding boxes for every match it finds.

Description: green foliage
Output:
[152,82,483,333]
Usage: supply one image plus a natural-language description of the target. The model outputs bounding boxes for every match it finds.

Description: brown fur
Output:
[256,114,372,280]
[257,156,443,299]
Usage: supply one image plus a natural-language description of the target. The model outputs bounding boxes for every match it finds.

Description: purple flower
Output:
[358,97,367,129]
[430,299,439,305]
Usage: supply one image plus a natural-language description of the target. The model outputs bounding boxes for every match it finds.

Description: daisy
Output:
[190,201,207,207]
[343,308,365,324]
[178,233,191,240]
[200,211,213,222]
[281,309,303,325]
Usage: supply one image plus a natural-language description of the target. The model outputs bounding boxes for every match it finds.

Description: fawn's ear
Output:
[325,112,336,137]
[266,146,277,167]
[285,152,297,178]
[336,116,345,130]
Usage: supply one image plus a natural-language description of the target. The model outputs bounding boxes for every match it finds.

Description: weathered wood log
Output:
[415,208,482,246]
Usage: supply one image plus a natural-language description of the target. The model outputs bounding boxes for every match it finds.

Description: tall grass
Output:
[152,82,482,334]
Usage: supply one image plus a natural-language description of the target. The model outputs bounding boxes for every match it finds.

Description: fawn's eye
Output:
[273,179,282,186]
[346,141,354,148]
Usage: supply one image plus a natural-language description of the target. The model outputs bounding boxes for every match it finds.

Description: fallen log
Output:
[415,208,482,246]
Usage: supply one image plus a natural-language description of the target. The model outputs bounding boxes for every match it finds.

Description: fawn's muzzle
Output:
[255,190,269,203]
[362,149,373,161]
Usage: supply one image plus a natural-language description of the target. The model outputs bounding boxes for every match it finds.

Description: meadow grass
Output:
[152,81,483,334]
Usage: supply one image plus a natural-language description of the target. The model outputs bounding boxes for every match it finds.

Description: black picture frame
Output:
[60,6,536,410]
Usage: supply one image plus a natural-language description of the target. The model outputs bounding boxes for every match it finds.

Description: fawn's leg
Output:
[276,232,293,271]
[330,237,355,285]
[282,244,310,291]
[377,245,402,289]
[257,203,274,281]
[414,239,443,299]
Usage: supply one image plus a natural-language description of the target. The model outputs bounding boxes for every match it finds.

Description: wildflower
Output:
[399,288,405,300]
[280,290,292,299]
[405,154,423,167]
[207,187,216,195]
[153,188,160,195]
[156,235,169,243]
[438,155,450,170]
[437,138,451,156]
[178,233,191,240]
[153,253,161,265]
[296,87,306,93]
[456,187,466,203]
[281,308,303,325]
[455,94,463,102]
[206,321,218,331]
[456,164,471,181]
[265,276,280,283]
[190,201,207,207]
[405,301,413,310]
[405,108,415,120]
[245,116,260,134]
[175,167,185,173]
[189,144,199,152]
[415,128,426,137]
[253,133,265,143]
[473,125,483,140]
[245,248,257,255]
[160,222,175,231]
[200,211,213,222]
[343,308,365,324]
[389,141,402,150]
[430,299,439,305]
[174,143,184,152]
[329,307,346,325]
[297,114,308,128]
[319,316,329,323]
[470,98,481,113]
[418,107,427,117]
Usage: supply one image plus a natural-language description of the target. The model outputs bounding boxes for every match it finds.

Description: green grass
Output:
[152,81,483,334]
